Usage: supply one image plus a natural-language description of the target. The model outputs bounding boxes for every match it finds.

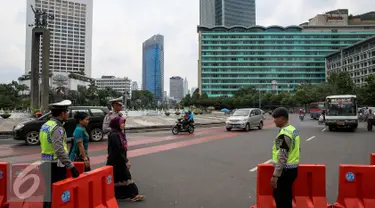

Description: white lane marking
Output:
[306,136,316,141]
[322,128,326,132]
[249,159,272,172]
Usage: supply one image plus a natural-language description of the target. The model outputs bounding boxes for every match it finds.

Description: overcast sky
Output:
[0,0,373,92]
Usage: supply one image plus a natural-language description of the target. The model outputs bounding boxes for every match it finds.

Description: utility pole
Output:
[258,89,261,109]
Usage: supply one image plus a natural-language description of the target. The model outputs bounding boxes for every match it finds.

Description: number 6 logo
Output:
[13,161,42,200]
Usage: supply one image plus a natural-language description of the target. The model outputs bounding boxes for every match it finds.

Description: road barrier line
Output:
[249,159,272,172]
[306,136,316,141]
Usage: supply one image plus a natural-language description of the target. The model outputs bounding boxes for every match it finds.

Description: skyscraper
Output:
[142,34,164,101]
[183,77,189,96]
[170,76,184,101]
[131,81,138,91]
[25,0,93,77]
[199,0,256,27]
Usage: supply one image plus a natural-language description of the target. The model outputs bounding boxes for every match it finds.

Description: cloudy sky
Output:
[0,0,373,93]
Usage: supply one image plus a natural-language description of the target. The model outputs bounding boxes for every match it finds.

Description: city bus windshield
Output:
[326,98,357,116]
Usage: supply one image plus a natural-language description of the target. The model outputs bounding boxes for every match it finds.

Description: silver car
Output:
[225,108,264,131]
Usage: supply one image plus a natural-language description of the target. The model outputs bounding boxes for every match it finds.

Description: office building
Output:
[183,77,189,96]
[22,0,93,90]
[25,0,93,77]
[142,34,164,101]
[326,36,375,87]
[197,9,375,97]
[199,0,256,27]
[131,81,138,91]
[95,76,131,95]
[170,76,184,101]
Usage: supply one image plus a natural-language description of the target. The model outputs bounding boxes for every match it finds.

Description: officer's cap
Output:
[272,107,289,119]
[49,100,72,110]
[109,96,123,106]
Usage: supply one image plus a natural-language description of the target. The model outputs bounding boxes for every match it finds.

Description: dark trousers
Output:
[42,162,67,208]
[273,168,298,208]
[367,119,373,131]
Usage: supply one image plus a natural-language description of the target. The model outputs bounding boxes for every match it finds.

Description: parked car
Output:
[13,106,109,145]
[225,108,264,131]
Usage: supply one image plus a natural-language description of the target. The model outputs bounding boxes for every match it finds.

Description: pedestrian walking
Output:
[69,111,91,171]
[271,107,300,208]
[39,100,80,208]
[367,109,374,131]
[106,116,145,201]
[103,96,124,134]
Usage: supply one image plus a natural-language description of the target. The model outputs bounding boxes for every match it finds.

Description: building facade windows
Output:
[326,36,375,86]
[198,26,375,97]
[142,35,164,101]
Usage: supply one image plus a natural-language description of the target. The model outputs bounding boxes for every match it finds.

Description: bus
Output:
[309,102,325,120]
[325,95,358,131]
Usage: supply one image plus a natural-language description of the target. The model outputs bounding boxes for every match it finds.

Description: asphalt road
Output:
[0,115,374,207]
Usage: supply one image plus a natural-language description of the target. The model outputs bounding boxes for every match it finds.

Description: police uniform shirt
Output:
[49,117,74,168]
[103,111,123,134]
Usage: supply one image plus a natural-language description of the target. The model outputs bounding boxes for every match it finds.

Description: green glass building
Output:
[198,25,375,97]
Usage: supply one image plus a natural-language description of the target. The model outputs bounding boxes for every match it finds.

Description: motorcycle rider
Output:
[299,108,305,121]
[182,110,194,130]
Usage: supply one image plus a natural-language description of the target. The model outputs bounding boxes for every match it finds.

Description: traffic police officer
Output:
[103,96,124,134]
[39,100,80,208]
[270,107,300,208]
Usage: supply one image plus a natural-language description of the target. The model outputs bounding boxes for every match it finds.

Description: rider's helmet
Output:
[184,110,189,114]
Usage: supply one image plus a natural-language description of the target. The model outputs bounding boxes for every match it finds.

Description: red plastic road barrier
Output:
[333,165,375,208]
[250,164,331,208]
[0,162,8,208]
[371,154,375,165]
[51,166,118,208]
[6,162,84,208]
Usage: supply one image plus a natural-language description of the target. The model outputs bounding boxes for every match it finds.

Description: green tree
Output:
[327,71,356,94]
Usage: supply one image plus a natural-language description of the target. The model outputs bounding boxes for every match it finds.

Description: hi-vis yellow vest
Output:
[272,125,300,168]
[40,120,68,160]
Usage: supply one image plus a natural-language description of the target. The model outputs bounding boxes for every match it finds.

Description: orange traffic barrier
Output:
[250,164,331,208]
[371,154,375,165]
[0,162,8,208]
[333,165,375,208]
[51,166,118,208]
[6,162,85,208]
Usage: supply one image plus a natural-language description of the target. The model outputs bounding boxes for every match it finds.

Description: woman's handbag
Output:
[74,153,91,172]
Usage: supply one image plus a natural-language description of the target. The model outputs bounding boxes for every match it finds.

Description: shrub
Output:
[0,113,11,119]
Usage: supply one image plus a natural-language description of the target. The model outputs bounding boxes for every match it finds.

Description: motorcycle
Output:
[299,114,305,121]
[318,114,324,125]
[172,118,195,135]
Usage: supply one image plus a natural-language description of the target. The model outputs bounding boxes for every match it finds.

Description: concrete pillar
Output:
[40,29,50,112]
[30,29,41,110]
[30,28,50,112]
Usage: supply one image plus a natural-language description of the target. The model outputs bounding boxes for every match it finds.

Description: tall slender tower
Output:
[142,34,164,101]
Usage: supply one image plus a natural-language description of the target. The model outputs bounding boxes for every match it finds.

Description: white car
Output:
[225,108,264,131]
